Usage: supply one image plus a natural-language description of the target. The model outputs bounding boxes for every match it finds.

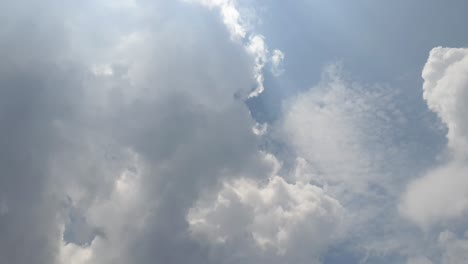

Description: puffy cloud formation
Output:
[399,47,468,264]
[422,47,468,154]
[401,47,468,228]
[188,154,344,263]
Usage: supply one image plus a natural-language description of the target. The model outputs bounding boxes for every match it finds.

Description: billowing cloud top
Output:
[1,1,468,264]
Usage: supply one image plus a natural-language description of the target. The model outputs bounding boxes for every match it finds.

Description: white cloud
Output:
[246,35,268,97]
[422,47,468,155]
[400,47,468,228]
[278,64,440,262]
[90,64,114,77]
[60,242,94,264]
[252,122,268,136]
[188,0,248,39]
[400,162,468,228]
[187,154,344,263]
[56,150,149,264]
[271,49,285,76]
[280,64,406,196]
[186,0,285,97]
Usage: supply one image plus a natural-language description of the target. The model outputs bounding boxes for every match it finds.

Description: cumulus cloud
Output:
[187,154,344,263]
[400,47,468,228]
[422,47,468,154]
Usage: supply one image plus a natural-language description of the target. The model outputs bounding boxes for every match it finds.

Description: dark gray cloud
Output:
[1,1,276,263]
[0,2,82,263]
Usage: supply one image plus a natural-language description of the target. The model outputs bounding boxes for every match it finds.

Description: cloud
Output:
[407,256,434,264]
[438,231,468,264]
[277,63,447,262]
[400,162,468,228]
[421,47,468,155]
[0,0,282,263]
[404,230,468,264]
[186,0,248,39]
[280,64,410,196]
[187,0,285,98]
[2,0,467,263]
[271,49,285,76]
[0,2,83,263]
[400,47,468,228]
[187,154,344,263]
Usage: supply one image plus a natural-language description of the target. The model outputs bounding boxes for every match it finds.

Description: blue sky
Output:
[1,1,468,264]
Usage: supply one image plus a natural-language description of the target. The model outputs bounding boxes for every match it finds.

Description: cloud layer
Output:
[1,1,468,264]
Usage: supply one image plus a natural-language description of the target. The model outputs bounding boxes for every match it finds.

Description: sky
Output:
[1,1,468,264]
